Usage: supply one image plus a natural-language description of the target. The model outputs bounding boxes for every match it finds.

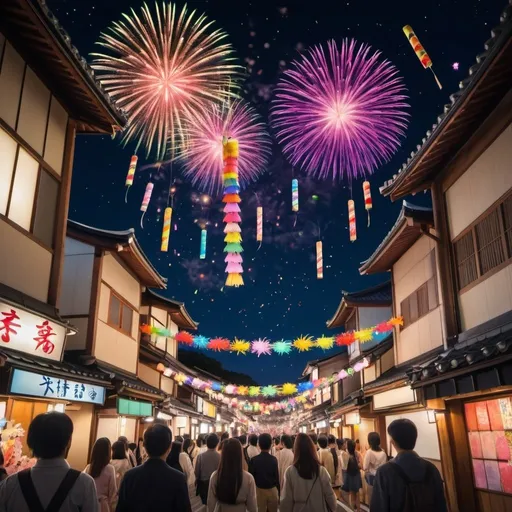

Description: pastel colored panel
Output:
[468,432,482,458]
[475,401,490,431]
[494,431,511,461]
[484,460,502,492]
[487,399,504,430]
[499,397,512,429]
[465,403,478,431]
[480,431,496,459]
[472,459,487,489]
[499,462,512,494]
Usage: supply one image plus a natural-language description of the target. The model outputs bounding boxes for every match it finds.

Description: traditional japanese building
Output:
[0,0,125,469]
[378,3,512,510]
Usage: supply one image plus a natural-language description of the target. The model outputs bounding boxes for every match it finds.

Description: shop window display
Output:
[464,397,512,494]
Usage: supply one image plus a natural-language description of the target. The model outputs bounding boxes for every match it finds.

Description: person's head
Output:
[183,438,194,453]
[128,442,137,452]
[175,435,184,444]
[207,433,220,450]
[248,434,258,447]
[196,435,204,448]
[138,437,143,447]
[221,431,229,442]
[346,439,356,456]
[327,434,336,446]
[293,433,320,479]
[112,441,127,460]
[368,432,382,452]
[336,438,346,451]
[258,433,272,452]
[143,424,173,459]
[239,434,247,446]
[216,438,243,505]
[167,441,182,466]
[281,434,293,450]
[88,437,111,478]
[27,412,73,459]
[318,435,328,449]
[274,436,281,446]
[308,432,318,446]
[388,419,417,452]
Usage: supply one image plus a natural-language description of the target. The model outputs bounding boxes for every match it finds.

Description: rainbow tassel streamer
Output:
[348,199,356,242]
[140,182,153,229]
[316,241,323,279]
[292,179,299,212]
[256,206,263,244]
[223,139,243,287]
[125,155,138,202]
[363,181,372,227]
[161,207,172,252]
[200,229,207,259]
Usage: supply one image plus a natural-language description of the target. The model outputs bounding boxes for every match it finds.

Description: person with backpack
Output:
[0,411,99,512]
[370,419,447,512]
[342,439,363,512]
[280,433,337,512]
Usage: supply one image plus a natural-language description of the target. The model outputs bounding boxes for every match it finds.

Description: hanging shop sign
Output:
[0,300,67,361]
[117,397,153,417]
[10,369,105,405]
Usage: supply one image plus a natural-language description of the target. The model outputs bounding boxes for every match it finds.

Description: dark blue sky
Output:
[49,0,506,383]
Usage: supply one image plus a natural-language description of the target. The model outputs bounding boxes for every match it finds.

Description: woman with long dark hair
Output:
[111,440,131,489]
[84,437,117,512]
[179,439,196,488]
[166,441,184,472]
[207,438,257,511]
[280,433,337,512]
[363,432,387,504]
[342,439,363,512]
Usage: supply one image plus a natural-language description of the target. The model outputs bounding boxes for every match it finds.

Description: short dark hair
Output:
[27,412,73,459]
[249,434,258,447]
[207,433,219,449]
[368,432,382,451]
[327,434,336,445]
[239,434,247,445]
[274,436,281,445]
[309,432,318,445]
[143,424,172,457]
[221,432,229,441]
[112,441,127,460]
[281,435,293,449]
[388,419,417,451]
[336,438,345,450]
[318,435,328,449]
[258,433,272,451]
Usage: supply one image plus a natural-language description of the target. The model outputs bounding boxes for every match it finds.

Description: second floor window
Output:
[400,273,439,328]
[108,292,134,336]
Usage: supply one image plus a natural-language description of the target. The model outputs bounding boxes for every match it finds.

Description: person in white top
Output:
[363,432,387,505]
[110,441,132,490]
[246,434,260,460]
[277,435,294,489]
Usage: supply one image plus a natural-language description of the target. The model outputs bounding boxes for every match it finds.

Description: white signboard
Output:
[0,300,66,361]
[10,369,106,405]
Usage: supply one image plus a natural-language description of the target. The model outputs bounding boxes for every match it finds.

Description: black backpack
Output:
[388,461,438,512]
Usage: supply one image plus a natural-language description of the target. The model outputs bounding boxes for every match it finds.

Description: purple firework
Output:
[271,39,410,181]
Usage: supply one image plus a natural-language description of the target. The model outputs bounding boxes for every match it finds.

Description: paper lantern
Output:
[160,207,172,252]
[125,155,138,202]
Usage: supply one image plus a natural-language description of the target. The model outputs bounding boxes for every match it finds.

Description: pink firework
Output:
[180,100,271,195]
[271,39,409,182]
[91,3,240,160]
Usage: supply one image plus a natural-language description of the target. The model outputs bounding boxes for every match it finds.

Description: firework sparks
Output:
[180,100,271,195]
[270,39,409,182]
[91,2,240,159]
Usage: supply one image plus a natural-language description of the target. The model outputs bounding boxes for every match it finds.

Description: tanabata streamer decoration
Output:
[292,179,299,212]
[200,229,207,259]
[125,155,137,202]
[403,25,442,90]
[251,338,273,357]
[91,2,240,159]
[272,340,292,355]
[348,199,356,242]
[223,139,244,287]
[256,206,263,243]
[363,181,372,227]
[316,241,323,279]
[231,338,251,355]
[161,207,172,252]
[140,182,154,228]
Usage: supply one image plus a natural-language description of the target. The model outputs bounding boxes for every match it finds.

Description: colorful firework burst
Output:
[91,2,240,159]
[271,39,409,182]
[180,99,271,195]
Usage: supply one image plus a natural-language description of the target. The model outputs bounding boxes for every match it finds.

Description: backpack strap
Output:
[45,469,81,512]
[18,469,45,512]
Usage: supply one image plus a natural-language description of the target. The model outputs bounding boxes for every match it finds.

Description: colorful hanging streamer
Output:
[292,179,299,212]
[200,229,207,259]
[161,207,172,252]
[125,155,137,202]
[348,199,356,242]
[140,182,154,228]
[316,241,323,279]
[223,139,243,287]
[403,25,442,89]
[256,206,263,243]
[363,181,372,227]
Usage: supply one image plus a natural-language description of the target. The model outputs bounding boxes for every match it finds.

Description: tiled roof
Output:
[359,202,434,275]
[143,289,198,331]
[363,365,408,392]
[380,1,512,200]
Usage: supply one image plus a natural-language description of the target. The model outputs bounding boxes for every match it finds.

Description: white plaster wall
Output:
[101,253,140,309]
[66,404,94,470]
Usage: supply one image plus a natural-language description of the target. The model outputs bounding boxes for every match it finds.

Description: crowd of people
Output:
[0,411,447,511]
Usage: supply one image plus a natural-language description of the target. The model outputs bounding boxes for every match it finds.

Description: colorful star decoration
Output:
[193,335,209,349]
[282,383,298,395]
[315,335,335,350]
[230,338,251,355]
[272,340,292,355]
[293,335,314,352]
[262,385,278,397]
[251,338,273,357]
[208,337,230,351]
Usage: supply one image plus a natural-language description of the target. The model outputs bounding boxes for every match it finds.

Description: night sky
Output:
[47,0,505,384]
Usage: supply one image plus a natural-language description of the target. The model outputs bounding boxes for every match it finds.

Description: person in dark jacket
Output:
[370,419,447,512]
[116,424,191,512]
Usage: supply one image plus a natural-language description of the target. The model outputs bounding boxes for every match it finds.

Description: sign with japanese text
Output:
[0,300,66,361]
[10,369,106,405]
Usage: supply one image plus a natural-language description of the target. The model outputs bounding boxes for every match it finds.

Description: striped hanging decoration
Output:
[348,199,356,242]
[223,139,243,287]
[160,207,172,252]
